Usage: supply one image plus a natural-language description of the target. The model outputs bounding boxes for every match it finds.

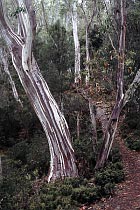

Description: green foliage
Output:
[10,7,26,18]
[95,162,124,196]
[125,137,140,151]
[33,20,74,95]
[9,132,50,178]
[89,28,103,51]
[126,0,140,70]
[108,146,122,163]
[0,143,124,210]
[0,102,21,147]
[0,80,42,148]
[121,95,140,152]
[10,140,29,164]
[73,137,96,177]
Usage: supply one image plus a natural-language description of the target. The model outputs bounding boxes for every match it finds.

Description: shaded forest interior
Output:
[0,0,140,209]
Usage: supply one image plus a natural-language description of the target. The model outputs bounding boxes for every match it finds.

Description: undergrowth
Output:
[0,142,124,210]
[121,105,140,152]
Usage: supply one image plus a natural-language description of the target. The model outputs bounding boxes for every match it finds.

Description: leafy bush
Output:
[73,137,96,177]
[125,137,140,151]
[9,140,29,163]
[9,132,50,178]
[95,162,124,196]
[108,146,122,163]
[71,185,100,203]
[1,127,124,210]
[1,157,124,210]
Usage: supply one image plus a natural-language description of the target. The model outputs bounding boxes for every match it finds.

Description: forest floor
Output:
[86,119,140,210]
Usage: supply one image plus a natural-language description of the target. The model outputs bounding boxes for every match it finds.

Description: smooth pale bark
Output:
[71,1,81,84]
[81,4,90,86]
[76,111,80,139]
[0,0,78,182]
[95,0,126,169]
[89,99,97,150]
[0,48,23,107]
[81,1,98,146]
[81,0,97,85]
[85,26,90,86]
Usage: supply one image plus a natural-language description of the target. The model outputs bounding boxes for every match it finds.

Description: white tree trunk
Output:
[85,26,90,86]
[76,111,80,139]
[89,99,97,150]
[0,48,23,107]
[71,1,81,84]
[0,0,78,182]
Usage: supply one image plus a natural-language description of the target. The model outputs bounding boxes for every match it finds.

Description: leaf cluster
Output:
[10,7,26,18]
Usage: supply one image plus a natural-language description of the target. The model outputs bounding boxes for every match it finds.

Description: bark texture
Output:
[0,0,78,182]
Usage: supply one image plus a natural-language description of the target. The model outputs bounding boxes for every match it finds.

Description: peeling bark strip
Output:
[0,0,78,182]
[95,0,126,169]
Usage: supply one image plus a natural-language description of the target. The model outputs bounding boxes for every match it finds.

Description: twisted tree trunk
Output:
[0,0,78,182]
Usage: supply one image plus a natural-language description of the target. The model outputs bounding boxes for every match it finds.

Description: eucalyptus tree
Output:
[80,0,97,85]
[95,0,126,169]
[79,0,98,148]
[65,0,81,84]
[95,0,134,168]
[0,0,78,182]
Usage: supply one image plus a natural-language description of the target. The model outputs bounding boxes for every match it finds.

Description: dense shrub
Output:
[73,137,96,177]
[108,146,122,163]
[94,162,124,196]
[125,137,140,151]
[0,153,124,210]
[8,132,50,178]
[0,106,124,210]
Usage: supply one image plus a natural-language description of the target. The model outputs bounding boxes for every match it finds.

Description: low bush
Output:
[0,159,124,210]
[121,102,140,152]
[1,129,124,210]
[94,162,124,196]
[108,146,122,163]
[125,137,140,151]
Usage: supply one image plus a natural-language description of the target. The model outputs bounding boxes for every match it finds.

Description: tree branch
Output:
[0,48,23,107]
[0,0,23,46]
[123,70,140,107]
